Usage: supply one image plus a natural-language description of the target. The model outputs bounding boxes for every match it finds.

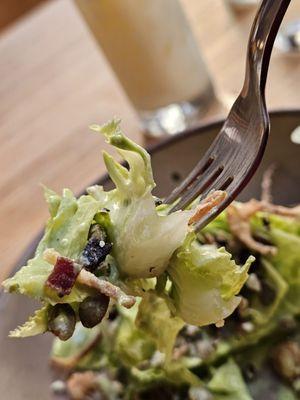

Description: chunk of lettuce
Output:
[207,359,252,400]
[136,291,185,362]
[3,120,254,345]
[3,189,100,304]
[89,120,192,279]
[115,302,156,367]
[51,323,105,370]
[115,294,201,387]
[9,305,49,338]
[168,234,253,326]
[245,259,288,325]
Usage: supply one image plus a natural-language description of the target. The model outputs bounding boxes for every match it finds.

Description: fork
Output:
[165,0,291,230]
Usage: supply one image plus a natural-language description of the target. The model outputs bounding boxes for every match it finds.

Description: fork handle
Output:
[243,0,291,96]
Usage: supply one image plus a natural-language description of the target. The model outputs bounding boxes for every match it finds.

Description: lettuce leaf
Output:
[266,228,300,284]
[115,294,201,387]
[131,360,202,388]
[136,291,184,362]
[245,259,288,325]
[51,323,105,370]
[115,302,156,367]
[208,359,252,400]
[89,120,192,279]
[168,234,253,326]
[9,305,49,338]
[3,189,100,304]
[251,213,300,318]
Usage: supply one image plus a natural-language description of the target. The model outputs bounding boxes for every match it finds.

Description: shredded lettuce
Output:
[2,189,100,304]
[9,305,49,338]
[245,259,288,325]
[115,303,156,367]
[90,120,192,279]
[168,234,253,326]
[136,291,185,362]
[208,359,252,400]
[7,119,298,400]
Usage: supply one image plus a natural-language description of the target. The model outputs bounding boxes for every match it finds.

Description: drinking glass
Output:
[74,0,215,137]
[275,2,300,53]
[225,0,259,11]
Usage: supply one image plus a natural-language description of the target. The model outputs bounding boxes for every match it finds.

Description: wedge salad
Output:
[2,120,300,399]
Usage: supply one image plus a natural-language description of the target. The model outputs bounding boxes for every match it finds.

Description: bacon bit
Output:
[77,269,136,309]
[188,190,227,226]
[44,250,82,297]
[227,202,277,256]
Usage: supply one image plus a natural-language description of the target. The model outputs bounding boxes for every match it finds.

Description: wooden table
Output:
[1,0,300,281]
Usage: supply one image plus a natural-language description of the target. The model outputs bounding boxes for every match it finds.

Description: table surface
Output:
[1,0,300,281]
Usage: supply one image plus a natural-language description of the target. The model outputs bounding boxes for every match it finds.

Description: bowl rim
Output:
[1,108,300,288]
[147,108,300,154]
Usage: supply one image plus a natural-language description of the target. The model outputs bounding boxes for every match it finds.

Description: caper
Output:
[79,295,109,328]
[48,304,76,341]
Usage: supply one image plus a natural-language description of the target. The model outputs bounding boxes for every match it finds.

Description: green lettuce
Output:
[89,120,193,279]
[9,305,49,338]
[168,234,253,326]
[136,291,185,362]
[208,359,252,400]
[115,303,156,367]
[115,296,201,388]
[3,189,100,304]
[3,119,255,346]
[51,323,105,370]
[245,259,288,325]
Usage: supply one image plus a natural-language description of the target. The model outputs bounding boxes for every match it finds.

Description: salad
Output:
[2,120,300,399]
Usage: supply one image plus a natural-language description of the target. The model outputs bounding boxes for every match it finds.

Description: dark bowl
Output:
[1,110,300,399]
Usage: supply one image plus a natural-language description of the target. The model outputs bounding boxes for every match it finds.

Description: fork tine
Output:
[165,156,215,204]
[198,173,234,202]
[170,165,224,212]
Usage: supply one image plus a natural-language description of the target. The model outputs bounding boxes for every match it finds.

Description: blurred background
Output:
[1,0,300,280]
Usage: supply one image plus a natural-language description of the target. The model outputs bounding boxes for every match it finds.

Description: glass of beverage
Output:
[275,2,300,53]
[225,0,259,11]
[74,0,215,137]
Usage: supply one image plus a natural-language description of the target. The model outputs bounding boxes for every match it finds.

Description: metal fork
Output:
[166,0,291,230]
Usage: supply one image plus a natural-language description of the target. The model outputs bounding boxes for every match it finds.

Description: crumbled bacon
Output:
[188,190,227,226]
[45,255,82,297]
